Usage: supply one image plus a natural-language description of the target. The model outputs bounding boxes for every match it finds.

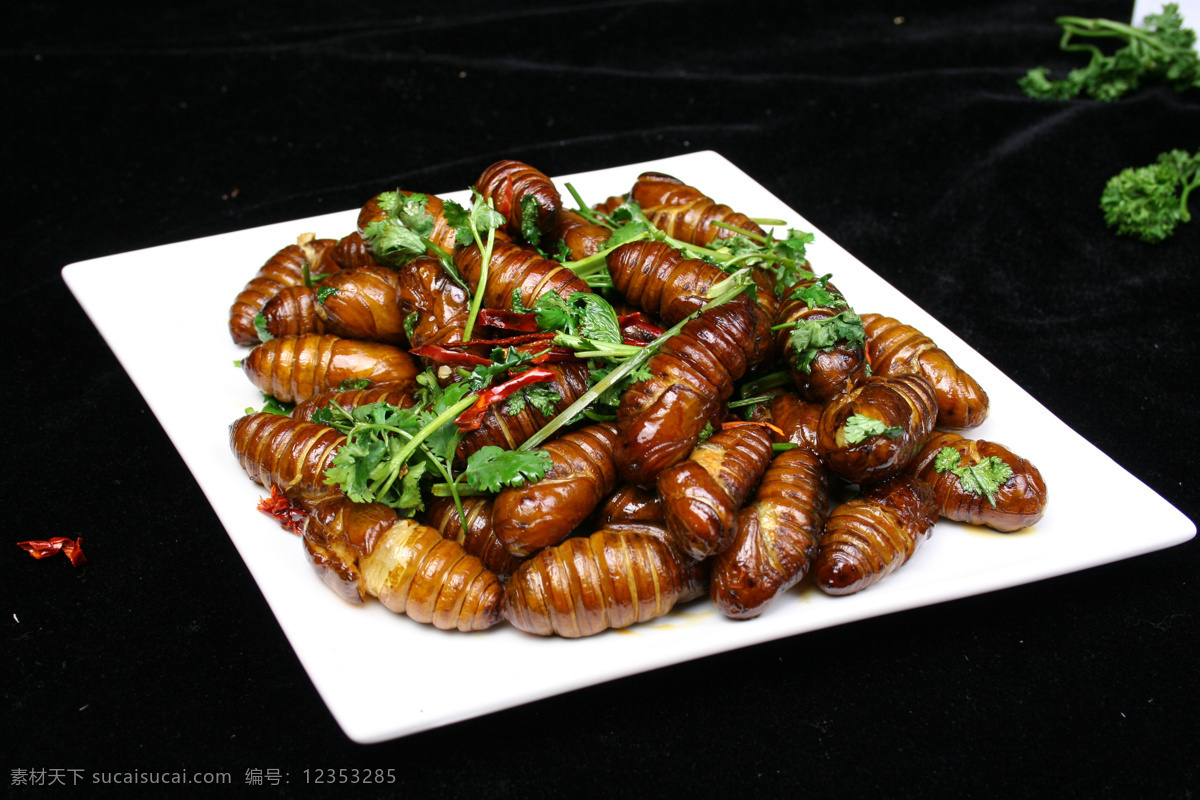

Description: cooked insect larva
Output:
[908,432,1047,532]
[290,381,417,422]
[814,475,938,595]
[258,285,327,340]
[816,373,939,485]
[607,239,736,325]
[314,266,408,345]
[861,313,989,430]
[424,496,526,582]
[501,525,697,637]
[492,423,622,557]
[240,333,420,404]
[303,496,503,631]
[710,444,830,618]
[657,423,775,561]
[630,171,766,247]
[594,484,664,527]
[775,275,868,403]
[455,362,592,465]
[546,208,612,261]
[229,412,344,501]
[753,392,824,451]
[357,190,459,265]
[474,159,562,238]
[229,235,339,346]
[396,256,474,352]
[615,297,769,487]
[454,240,592,311]
[330,230,382,271]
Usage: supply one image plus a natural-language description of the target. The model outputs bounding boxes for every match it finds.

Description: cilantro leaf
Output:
[842,414,903,444]
[520,194,543,246]
[461,446,553,493]
[788,309,865,373]
[933,446,1014,507]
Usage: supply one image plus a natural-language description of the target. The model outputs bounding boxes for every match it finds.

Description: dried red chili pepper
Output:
[454,367,558,432]
[619,312,666,343]
[257,485,307,534]
[460,332,558,348]
[409,344,494,367]
[529,347,583,364]
[17,537,86,567]
[477,309,541,332]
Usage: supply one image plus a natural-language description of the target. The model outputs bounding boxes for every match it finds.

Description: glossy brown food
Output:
[501,525,697,637]
[861,313,989,431]
[229,412,344,501]
[229,236,339,346]
[259,285,327,340]
[455,362,592,465]
[631,171,765,247]
[815,475,938,595]
[546,208,611,260]
[756,393,824,450]
[710,444,830,618]
[816,373,939,485]
[454,240,592,311]
[357,190,460,265]
[396,256,473,352]
[775,276,868,403]
[493,423,622,557]
[657,424,775,560]
[607,239,736,324]
[330,231,382,270]
[424,496,526,582]
[615,298,771,487]
[909,432,1048,531]
[302,497,503,631]
[594,484,664,526]
[290,381,417,423]
[241,333,421,404]
[315,266,408,344]
[474,159,562,238]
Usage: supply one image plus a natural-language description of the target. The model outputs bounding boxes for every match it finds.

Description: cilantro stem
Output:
[461,201,498,343]
[518,269,755,451]
[740,370,791,396]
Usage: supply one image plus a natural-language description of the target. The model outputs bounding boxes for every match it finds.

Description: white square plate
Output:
[62,151,1195,743]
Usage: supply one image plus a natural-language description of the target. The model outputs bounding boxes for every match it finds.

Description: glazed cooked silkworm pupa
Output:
[546,208,611,260]
[396,256,473,352]
[258,285,327,341]
[861,313,989,431]
[594,484,664,527]
[492,423,622,557]
[630,171,765,246]
[816,373,939,485]
[330,231,381,271]
[607,239,737,325]
[474,159,562,238]
[315,266,408,344]
[230,412,344,501]
[303,496,503,631]
[229,235,339,346]
[657,423,775,561]
[240,333,420,404]
[710,443,830,619]
[815,475,937,595]
[501,525,699,638]
[908,432,1047,532]
[616,297,770,487]
[775,275,868,403]
[454,240,592,311]
[424,496,526,582]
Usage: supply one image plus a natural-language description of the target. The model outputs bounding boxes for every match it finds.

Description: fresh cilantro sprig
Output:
[1100,148,1199,242]
[1020,3,1200,101]
[933,447,1014,507]
[841,414,903,444]
[708,222,817,294]
[451,190,506,341]
[786,309,865,374]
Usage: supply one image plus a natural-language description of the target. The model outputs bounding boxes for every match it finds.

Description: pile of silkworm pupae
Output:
[228,160,1048,638]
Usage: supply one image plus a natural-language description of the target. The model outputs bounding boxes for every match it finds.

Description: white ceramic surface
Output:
[62,151,1195,744]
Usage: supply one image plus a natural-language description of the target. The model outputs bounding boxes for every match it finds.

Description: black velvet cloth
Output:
[7,1,1198,796]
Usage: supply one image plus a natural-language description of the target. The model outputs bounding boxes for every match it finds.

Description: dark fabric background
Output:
[6,1,1197,797]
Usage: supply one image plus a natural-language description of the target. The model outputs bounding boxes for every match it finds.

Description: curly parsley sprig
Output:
[1020,3,1200,101]
[1100,147,1199,242]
